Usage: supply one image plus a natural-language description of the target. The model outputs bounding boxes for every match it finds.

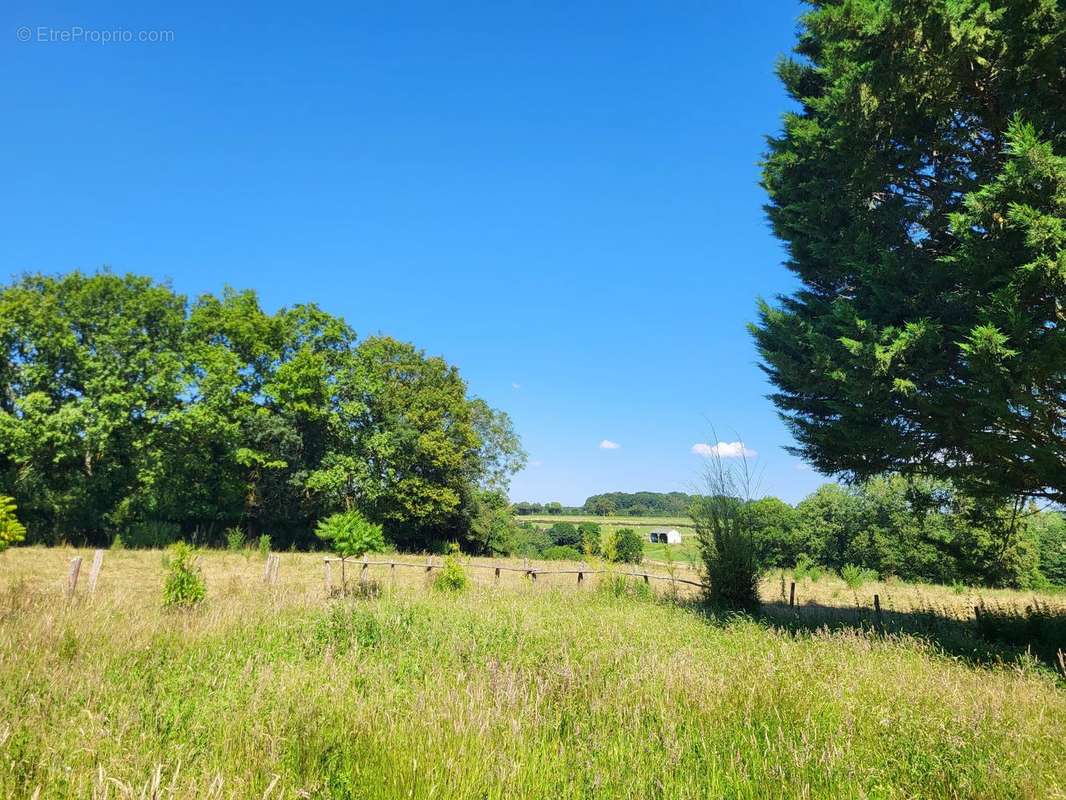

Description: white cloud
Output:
[599,439,621,450]
[691,441,757,459]
[511,382,521,390]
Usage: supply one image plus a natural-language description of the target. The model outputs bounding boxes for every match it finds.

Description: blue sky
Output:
[2,0,829,505]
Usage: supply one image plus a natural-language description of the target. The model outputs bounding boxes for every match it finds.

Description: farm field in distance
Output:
[520,515,701,565]
[2,547,1065,799]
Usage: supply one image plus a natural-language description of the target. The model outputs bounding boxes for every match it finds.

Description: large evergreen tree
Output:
[752,0,1065,505]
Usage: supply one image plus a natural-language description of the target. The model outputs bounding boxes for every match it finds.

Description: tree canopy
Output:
[0,271,525,550]
[752,0,1066,505]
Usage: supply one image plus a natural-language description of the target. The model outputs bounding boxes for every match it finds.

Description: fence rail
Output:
[322,556,712,591]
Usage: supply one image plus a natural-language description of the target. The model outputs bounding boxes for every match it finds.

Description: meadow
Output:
[522,515,702,566]
[2,546,1065,799]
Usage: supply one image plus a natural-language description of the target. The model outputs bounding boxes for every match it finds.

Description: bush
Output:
[577,522,602,556]
[258,534,271,557]
[547,522,581,548]
[598,573,653,601]
[691,449,761,611]
[513,523,552,557]
[162,542,206,608]
[611,528,644,564]
[542,545,582,561]
[225,527,246,552]
[0,496,27,552]
[840,564,878,589]
[316,511,386,560]
[793,554,824,583]
[432,556,468,592]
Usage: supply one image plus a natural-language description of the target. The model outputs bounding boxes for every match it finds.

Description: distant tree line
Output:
[0,271,525,552]
[512,492,697,517]
[735,476,1065,589]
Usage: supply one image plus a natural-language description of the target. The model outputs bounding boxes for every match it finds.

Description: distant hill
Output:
[582,492,696,517]
[512,492,697,517]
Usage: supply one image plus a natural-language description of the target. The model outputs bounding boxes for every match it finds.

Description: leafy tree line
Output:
[582,491,696,517]
[502,520,644,564]
[0,271,525,551]
[739,476,1065,589]
[512,492,697,517]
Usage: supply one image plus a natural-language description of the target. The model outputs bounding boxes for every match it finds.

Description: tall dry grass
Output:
[0,547,1063,799]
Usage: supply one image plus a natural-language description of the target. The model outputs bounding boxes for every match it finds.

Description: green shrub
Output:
[162,542,206,608]
[111,533,125,551]
[316,511,386,560]
[258,534,271,557]
[547,522,581,548]
[0,496,27,552]
[840,564,878,589]
[512,523,552,557]
[577,522,602,556]
[432,556,468,593]
[692,490,761,611]
[542,545,582,561]
[225,527,246,552]
[598,573,653,601]
[611,528,644,564]
[793,554,825,583]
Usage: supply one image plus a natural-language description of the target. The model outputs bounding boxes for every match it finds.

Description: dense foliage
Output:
[583,491,696,517]
[513,492,697,517]
[315,511,386,560]
[753,0,1066,506]
[610,528,644,564]
[747,476,1062,589]
[0,495,26,552]
[0,271,525,551]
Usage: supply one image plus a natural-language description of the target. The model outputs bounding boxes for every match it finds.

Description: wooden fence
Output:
[322,555,711,593]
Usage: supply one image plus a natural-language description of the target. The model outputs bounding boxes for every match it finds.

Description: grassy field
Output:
[2,547,1065,799]
[521,515,702,565]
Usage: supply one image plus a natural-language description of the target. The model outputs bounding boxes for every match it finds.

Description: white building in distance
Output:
[647,527,682,545]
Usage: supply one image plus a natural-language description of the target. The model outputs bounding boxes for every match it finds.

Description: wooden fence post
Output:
[494,563,501,585]
[873,594,883,631]
[270,555,280,585]
[360,555,368,590]
[425,556,433,574]
[643,572,650,586]
[264,554,274,582]
[66,556,83,600]
[789,581,796,608]
[577,561,585,585]
[324,558,333,592]
[390,560,396,585]
[88,549,104,595]
[530,568,537,584]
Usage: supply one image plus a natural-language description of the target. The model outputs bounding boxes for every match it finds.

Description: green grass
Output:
[1,548,1064,799]
[521,515,702,565]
